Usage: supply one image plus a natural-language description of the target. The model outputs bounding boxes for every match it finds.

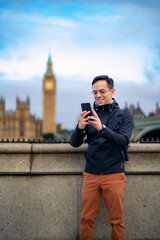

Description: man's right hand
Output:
[78,111,90,129]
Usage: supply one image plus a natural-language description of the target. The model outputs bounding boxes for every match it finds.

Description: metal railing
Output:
[0,138,159,143]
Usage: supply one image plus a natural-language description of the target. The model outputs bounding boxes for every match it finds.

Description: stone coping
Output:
[0,143,160,175]
[0,143,160,153]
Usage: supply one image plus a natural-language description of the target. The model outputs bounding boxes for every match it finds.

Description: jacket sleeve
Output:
[70,124,86,147]
[101,110,134,148]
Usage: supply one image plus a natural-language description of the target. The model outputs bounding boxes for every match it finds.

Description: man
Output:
[70,75,134,240]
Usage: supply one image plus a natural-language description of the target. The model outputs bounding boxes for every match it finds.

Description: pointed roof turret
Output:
[45,55,54,77]
[47,55,52,68]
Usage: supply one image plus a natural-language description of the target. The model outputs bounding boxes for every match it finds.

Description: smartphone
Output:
[81,103,93,117]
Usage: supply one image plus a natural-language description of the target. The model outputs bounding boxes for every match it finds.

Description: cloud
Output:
[0,9,77,28]
[80,14,122,23]
[0,6,152,84]
[41,0,160,9]
[0,42,149,83]
[31,16,77,28]
[142,44,160,84]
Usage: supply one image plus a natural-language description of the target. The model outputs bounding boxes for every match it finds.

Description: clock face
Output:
[45,81,54,90]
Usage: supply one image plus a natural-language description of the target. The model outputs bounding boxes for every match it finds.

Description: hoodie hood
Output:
[93,98,120,112]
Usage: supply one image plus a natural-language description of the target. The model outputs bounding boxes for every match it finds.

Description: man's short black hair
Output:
[92,75,114,90]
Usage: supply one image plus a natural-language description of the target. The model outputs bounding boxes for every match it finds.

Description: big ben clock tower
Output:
[43,55,56,135]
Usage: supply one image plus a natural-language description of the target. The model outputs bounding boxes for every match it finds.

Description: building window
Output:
[20,130,24,137]
[13,121,15,129]
[8,121,10,131]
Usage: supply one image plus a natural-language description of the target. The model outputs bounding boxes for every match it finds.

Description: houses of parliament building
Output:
[0,56,57,140]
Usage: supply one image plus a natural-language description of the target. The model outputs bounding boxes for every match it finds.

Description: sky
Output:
[0,0,160,130]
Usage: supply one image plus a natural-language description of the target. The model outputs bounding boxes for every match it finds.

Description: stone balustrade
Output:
[0,143,160,240]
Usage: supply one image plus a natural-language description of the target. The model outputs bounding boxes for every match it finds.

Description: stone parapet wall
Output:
[0,143,160,239]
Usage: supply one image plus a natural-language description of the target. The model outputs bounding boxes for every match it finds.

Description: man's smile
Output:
[96,98,105,105]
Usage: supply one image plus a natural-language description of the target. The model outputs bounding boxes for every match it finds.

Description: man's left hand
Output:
[87,109,102,131]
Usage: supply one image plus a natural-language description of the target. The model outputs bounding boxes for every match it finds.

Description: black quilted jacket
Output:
[70,99,134,174]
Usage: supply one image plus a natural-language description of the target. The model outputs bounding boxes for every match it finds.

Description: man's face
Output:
[92,80,115,106]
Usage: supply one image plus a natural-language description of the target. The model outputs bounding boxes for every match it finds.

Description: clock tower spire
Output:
[42,55,56,136]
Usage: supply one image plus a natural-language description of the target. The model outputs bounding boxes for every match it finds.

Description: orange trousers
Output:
[81,172,126,240]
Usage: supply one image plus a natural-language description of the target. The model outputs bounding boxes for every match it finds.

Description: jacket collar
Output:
[93,98,119,112]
